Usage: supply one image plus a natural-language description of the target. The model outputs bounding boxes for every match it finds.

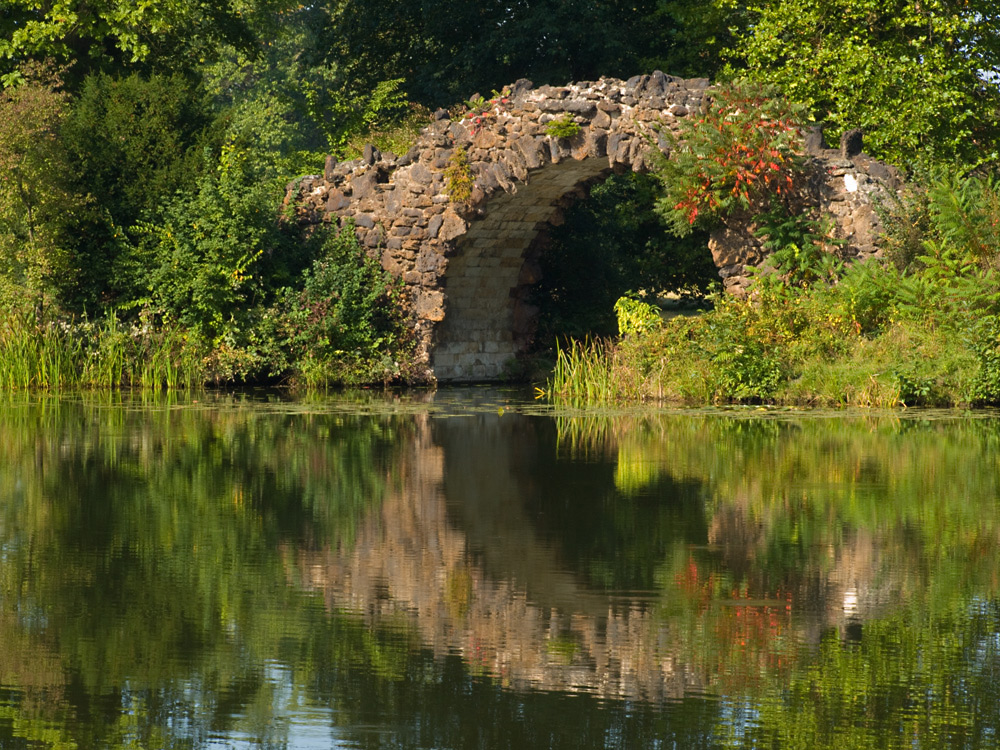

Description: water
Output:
[0,390,998,749]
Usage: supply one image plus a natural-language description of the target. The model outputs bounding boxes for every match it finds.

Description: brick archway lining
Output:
[433,158,610,380]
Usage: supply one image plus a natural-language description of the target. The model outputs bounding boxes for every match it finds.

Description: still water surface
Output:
[0,390,998,749]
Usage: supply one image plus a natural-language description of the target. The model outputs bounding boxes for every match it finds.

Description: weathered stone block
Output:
[326,189,350,212]
[439,208,467,241]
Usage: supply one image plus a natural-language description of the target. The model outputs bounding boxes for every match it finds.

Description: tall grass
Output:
[545,338,620,405]
[0,311,205,390]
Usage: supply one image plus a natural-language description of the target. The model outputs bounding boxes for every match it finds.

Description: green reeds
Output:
[0,312,81,390]
[0,311,205,390]
[545,338,619,405]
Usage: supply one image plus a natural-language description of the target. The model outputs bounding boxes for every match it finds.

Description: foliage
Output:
[641,0,752,78]
[0,64,85,315]
[875,186,934,272]
[725,0,1000,169]
[0,0,292,86]
[925,172,1000,266]
[654,82,808,235]
[546,170,1000,406]
[462,88,511,135]
[62,72,214,229]
[341,103,430,161]
[306,76,410,156]
[318,0,702,106]
[57,72,218,309]
[966,315,1000,405]
[614,295,662,336]
[270,222,414,386]
[544,114,581,139]
[127,141,289,344]
[753,207,843,287]
[443,146,474,203]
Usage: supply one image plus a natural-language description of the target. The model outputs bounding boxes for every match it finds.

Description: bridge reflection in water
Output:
[289,410,891,702]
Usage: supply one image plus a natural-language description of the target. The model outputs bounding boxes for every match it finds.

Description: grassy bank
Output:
[544,175,1000,408]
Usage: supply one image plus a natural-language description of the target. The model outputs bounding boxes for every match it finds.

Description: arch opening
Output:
[431,167,718,382]
[431,158,612,382]
[530,172,717,346]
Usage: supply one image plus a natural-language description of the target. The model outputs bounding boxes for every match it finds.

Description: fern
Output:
[927,172,1000,265]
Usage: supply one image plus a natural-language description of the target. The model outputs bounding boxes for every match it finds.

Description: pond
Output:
[0,390,998,749]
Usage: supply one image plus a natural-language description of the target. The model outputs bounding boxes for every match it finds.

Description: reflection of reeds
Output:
[555,413,673,459]
[554,414,614,457]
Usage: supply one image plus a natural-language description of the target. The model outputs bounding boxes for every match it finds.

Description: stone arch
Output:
[287,73,901,382]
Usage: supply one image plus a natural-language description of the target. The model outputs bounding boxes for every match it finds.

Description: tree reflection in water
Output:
[0,394,997,748]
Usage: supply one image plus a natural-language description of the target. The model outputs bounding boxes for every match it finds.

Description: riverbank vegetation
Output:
[1,0,998,392]
[545,168,1000,407]
[541,0,1000,407]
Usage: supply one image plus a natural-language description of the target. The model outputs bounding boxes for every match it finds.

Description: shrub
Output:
[305,76,409,156]
[272,222,413,385]
[967,316,1000,405]
[654,81,809,236]
[461,88,511,135]
[444,146,473,203]
[614,295,662,336]
[545,114,581,139]
[128,147,286,342]
[753,206,843,287]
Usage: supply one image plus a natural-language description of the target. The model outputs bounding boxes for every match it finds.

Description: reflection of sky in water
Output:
[195,663,352,750]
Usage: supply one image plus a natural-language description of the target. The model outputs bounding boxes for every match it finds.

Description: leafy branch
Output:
[653,82,809,236]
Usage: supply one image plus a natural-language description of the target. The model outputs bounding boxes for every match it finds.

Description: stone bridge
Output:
[287,73,902,382]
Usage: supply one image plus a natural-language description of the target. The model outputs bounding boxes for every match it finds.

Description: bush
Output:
[444,146,473,203]
[544,114,581,139]
[127,144,289,342]
[653,81,808,236]
[614,295,662,336]
[271,222,414,386]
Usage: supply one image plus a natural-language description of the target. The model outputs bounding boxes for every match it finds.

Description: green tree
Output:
[725,0,1000,168]
[314,0,729,107]
[0,64,85,315]
[61,72,213,229]
[0,0,296,86]
[56,72,217,309]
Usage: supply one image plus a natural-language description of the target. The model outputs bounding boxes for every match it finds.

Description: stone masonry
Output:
[286,73,903,382]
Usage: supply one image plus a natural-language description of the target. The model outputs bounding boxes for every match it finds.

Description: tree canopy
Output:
[0,0,295,85]
[725,0,1000,168]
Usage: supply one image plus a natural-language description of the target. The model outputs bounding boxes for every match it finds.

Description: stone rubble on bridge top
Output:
[285,74,902,383]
